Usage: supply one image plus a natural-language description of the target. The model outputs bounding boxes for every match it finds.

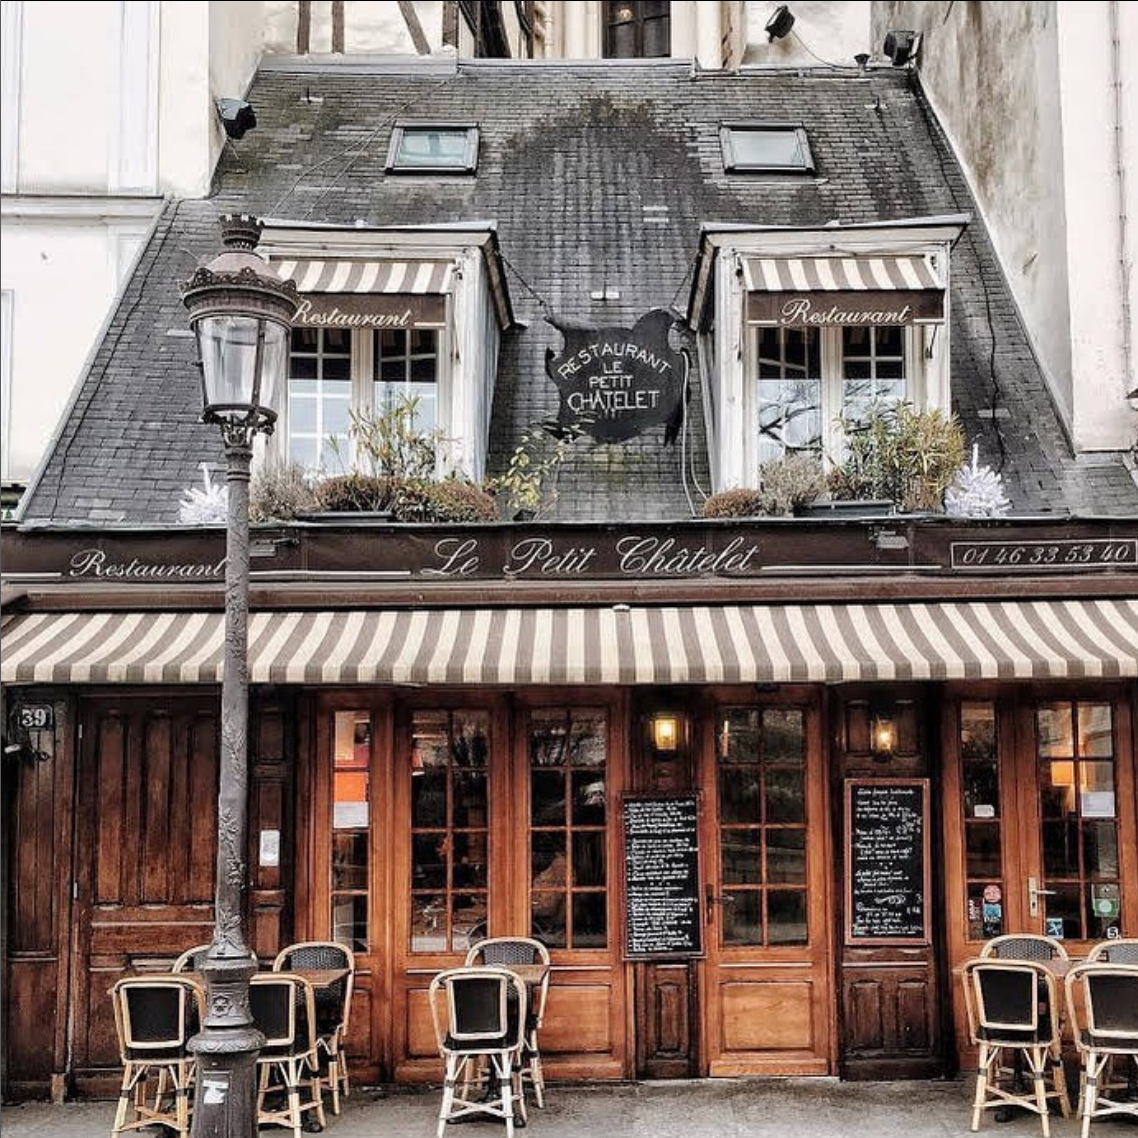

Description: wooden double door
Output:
[295,687,834,1084]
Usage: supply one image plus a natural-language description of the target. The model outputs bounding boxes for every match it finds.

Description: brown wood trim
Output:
[10,571,1137,611]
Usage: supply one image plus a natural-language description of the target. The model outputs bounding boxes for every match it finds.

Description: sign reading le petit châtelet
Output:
[546,310,686,442]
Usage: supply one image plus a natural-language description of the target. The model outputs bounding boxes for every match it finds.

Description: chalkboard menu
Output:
[844,779,930,944]
[623,795,703,958]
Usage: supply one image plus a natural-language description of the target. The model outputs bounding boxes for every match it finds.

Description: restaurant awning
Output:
[742,254,945,324]
[273,258,454,295]
[3,600,1136,685]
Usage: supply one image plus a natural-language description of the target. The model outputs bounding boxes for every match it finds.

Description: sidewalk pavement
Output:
[0,1078,1109,1138]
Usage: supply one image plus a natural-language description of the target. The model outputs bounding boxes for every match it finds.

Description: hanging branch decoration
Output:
[178,463,229,525]
[945,443,1011,518]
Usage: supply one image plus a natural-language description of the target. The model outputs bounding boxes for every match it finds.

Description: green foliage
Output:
[330,395,442,482]
[487,423,576,518]
[250,461,320,522]
[828,404,966,512]
[701,487,766,518]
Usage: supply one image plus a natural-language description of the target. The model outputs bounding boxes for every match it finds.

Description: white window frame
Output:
[277,327,448,476]
[750,324,920,466]
[386,124,479,174]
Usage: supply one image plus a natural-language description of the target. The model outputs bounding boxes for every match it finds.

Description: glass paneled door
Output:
[943,688,1138,1061]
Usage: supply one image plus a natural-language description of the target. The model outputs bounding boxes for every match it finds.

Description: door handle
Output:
[704,886,735,924]
[1028,876,1057,918]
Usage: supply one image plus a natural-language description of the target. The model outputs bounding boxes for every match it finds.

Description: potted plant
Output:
[487,423,575,520]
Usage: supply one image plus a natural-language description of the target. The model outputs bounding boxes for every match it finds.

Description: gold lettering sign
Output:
[292,293,446,328]
[747,289,942,326]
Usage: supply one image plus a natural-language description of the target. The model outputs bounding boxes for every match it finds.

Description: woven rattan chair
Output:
[250,973,326,1138]
[110,974,204,1138]
[171,944,212,974]
[980,934,1069,963]
[272,940,355,1114]
[465,936,552,1107]
[1065,962,1138,1136]
[428,966,528,1138]
[1086,937,1138,964]
[961,957,1071,1136]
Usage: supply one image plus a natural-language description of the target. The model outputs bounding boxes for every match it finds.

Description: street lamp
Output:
[181,215,297,1137]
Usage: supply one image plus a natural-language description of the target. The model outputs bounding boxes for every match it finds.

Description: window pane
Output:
[454,832,487,889]
[1042,819,1079,877]
[967,883,1004,940]
[572,831,606,887]
[767,829,806,884]
[763,709,804,763]
[1037,704,1074,757]
[412,771,446,828]
[572,893,608,947]
[718,709,761,763]
[719,767,760,824]
[767,890,807,945]
[1082,821,1118,878]
[333,895,368,953]
[393,128,472,168]
[765,768,805,824]
[722,829,761,884]
[722,891,762,945]
[412,833,447,889]
[290,355,317,380]
[571,770,606,826]
[532,769,566,826]
[453,894,487,951]
[1079,704,1113,756]
[411,894,446,952]
[289,393,317,434]
[965,822,1002,878]
[1087,883,1121,939]
[729,129,808,169]
[333,831,368,890]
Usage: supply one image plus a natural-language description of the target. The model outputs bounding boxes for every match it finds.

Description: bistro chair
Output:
[1086,937,1138,964]
[249,972,326,1138]
[273,941,355,1115]
[465,936,552,1107]
[980,934,1069,963]
[110,974,204,1138]
[1065,962,1138,1136]
[961,957,1071,1137]
[171,943,213,974]
[428,966,528,1138]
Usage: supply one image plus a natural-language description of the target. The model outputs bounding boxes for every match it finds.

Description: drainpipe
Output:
[1109,1,1134,400]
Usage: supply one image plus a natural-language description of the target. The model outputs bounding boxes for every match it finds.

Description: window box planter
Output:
[794,499,896,519]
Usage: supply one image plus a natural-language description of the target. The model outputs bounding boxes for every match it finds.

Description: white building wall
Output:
[872,0,1138,452]
[744,1,871,67]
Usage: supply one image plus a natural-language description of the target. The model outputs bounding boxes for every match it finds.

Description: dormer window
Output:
[387,125,479,174]
[260,223,513,483]
[721,125,815,174]
[687,219,965,491]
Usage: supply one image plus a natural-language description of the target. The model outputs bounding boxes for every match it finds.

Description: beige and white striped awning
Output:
[2,600,1136,686]
[741,255,941,293]
[274,258,454,294]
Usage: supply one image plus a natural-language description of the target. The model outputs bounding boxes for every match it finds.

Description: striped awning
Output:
[2,600,1136,686]
[742,255,941,293]
[273,258,453,294]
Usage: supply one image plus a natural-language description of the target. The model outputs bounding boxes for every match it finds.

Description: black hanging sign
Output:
[546,310,687,443]
[844,779,931,944]
[622,795,703,958]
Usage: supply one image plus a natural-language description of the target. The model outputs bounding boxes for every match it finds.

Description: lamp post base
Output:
[188,954,264,1138]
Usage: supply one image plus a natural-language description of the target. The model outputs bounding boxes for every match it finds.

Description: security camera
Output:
[216,98,257,141]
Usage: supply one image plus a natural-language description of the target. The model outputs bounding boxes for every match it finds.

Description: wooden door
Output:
[700,690,833,1076]
[943,685,1138,1062]
[70,695,219,1096]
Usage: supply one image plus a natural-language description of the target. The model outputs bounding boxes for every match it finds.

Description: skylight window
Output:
[720,124,815,174]
[387,125,479,174]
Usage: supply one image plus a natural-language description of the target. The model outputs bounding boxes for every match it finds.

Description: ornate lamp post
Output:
[181,215,297,1137]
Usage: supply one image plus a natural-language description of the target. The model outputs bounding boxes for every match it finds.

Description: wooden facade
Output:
[2,519,1136,1098]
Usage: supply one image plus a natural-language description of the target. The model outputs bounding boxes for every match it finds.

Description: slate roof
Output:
[20,58,1138,525]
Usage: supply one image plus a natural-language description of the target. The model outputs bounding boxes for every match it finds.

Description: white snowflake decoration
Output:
[178,464,228,525]
[945,445,1011,518]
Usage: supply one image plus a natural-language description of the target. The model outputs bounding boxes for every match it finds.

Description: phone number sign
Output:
[950,538,1137,571]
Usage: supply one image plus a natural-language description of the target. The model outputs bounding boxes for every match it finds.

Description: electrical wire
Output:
[497,250,554,320]
[267,73,459,218]
[790,29,851,71]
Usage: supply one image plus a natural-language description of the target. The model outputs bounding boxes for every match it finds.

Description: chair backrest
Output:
[250,974,316,1053]
[429,968,527,1052]
[963,959,1055,1044]
[272,940,355,1034]
[1086,937,1138,964]
[465,937,551,1024]
[980,934,1068,962]
[172,943,213,974]
[1066,963,1138,1048]
[112,976,202,1057]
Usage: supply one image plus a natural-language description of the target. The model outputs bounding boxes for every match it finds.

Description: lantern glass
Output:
[196,314,288,421]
